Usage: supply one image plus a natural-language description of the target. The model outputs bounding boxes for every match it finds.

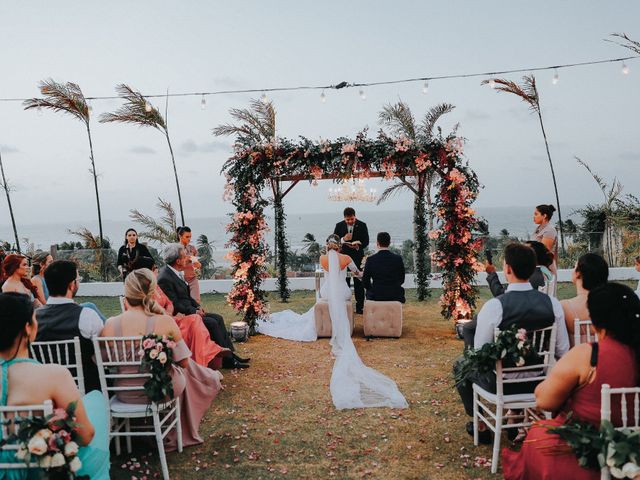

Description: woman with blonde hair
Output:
[100,268,223,451]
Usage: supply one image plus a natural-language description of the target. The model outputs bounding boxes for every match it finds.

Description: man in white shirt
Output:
[36,260,104,392]
[454,243,569,442]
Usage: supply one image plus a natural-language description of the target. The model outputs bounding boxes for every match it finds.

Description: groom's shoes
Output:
[355,308,364,315]
[223,357,250,369]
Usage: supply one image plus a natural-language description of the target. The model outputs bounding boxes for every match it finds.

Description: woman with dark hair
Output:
[562,253,609,346]
[531,204,558,295]
[502,283,640,479]
[116,228,151,279]
[524,240,555,295]
[177,226,202,303]
[1,254,41,307]
[0,292,110,478]
[31,251,53,305]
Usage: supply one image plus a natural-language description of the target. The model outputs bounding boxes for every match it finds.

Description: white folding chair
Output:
[30,337,85,395]
[600,384,640,480]
[119,296,126,313]
[93,336,182,480]
[472,324,557,474]
[573,318,598,346]
[0,400,54,470]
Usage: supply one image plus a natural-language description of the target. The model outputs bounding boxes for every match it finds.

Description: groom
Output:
[334,207,369,314]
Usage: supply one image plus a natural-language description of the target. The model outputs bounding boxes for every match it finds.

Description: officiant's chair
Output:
[363,301,403,338]
[314,300,355,338]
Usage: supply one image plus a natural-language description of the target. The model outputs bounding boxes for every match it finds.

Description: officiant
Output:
[334,207,369,314]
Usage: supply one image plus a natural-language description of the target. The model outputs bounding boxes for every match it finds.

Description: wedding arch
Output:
[217,103,482,333]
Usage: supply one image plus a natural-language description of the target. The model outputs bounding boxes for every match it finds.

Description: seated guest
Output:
[157,243,249,369]
[36,260,103,392]
[100,268,223,451]
[132,256,230,369]
[635,255,640,298]
[0,292,110,478]
[562,253,609,346]
[502,283,640,479]
[31,251,54,305]
[1,254,42,307]
[454,243,570,443]
[362,232,405,303]
[463,241,555,349]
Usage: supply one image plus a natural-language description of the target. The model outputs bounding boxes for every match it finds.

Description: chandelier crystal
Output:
[328,177,377,202]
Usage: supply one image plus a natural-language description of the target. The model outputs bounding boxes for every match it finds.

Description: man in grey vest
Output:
[36,260,104,392]
[454,243,569,443]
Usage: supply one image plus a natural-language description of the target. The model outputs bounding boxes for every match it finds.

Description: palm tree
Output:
[608,33,640,54]
[100,85,186,225]
[301,233,320,258]
[196,234,217,279]
[213,99,276,144]
[23,79,105,251]
[482,75,565,253]
[0,149,20,253]
[129,197,179,245]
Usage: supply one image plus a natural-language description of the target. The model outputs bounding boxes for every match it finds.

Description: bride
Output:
[257,234,408,410]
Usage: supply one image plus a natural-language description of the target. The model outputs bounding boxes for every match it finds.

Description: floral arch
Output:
[221,126,482,333]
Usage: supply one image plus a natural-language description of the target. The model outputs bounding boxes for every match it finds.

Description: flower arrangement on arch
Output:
[454,326,539,387]
[139,334,176,403]
[8,401,88,479]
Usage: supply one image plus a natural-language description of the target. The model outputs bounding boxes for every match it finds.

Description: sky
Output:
[0,1,639,236]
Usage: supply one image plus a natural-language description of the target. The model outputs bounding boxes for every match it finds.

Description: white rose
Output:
[622,462,640,478]
[609,466,625,479]
[64,441,79,457]
[38,454,52,469]
[500,349,507,359]
[515,357,525,367]
[15,446,28,460]
[69,456,82,473]
[149,349,158,359]
[34,429,52,440]
[50,452,66,468]
[158,352,167,364]
[517,341,524,350]
[27,436,48,456]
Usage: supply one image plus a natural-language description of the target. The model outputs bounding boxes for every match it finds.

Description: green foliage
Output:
[196,234,217,279]
[274,195,290,302]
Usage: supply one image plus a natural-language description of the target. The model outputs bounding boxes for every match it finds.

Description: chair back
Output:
[119,296,126,313]
[0,400,54,469]
[573,318,598,346]
[92,336,151,402]
[30,337,85,395]
[494,324,557,397]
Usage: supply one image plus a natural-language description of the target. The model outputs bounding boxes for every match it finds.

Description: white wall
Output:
[77,267,640,297]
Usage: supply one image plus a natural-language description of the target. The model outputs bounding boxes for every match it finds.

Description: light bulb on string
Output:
[200,94,207,110]
[320,91,326,103]
[622,62,629,75]
[37,104,43,116]
[144,100,152,112]
[359,88,366,101]
[87,101,93,114]
[552,69,559,85]
[422,81,429,94]
[488,79,496,89]
[260,92,269,104]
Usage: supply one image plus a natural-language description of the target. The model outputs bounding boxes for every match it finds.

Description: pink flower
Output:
[166,340,176,350]
[142,338,156,350]
[341,143,356,154]
[428,230,440,240]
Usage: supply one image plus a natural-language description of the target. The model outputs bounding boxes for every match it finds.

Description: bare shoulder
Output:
[101,315,122,335]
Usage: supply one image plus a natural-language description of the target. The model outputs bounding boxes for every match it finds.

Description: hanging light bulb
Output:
[200,94,207,109]
[422,81,429,94]
[622,62,630,75]
[320,91,326,103]
[144,100,152,112]
[37,104,43,116]
[87,101,93,113]
[260,92,269,104]
[359,88,366,101]
[552,69,559,85]
[488,79,496,89]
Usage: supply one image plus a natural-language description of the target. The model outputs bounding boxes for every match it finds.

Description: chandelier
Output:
[328,177,377,202]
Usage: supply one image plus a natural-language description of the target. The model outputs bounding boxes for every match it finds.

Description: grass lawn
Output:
[80,282,604,479]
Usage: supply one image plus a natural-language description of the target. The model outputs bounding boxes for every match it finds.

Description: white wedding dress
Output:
[257,250,408,410]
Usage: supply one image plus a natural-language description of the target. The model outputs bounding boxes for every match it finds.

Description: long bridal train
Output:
[257,250,408,410]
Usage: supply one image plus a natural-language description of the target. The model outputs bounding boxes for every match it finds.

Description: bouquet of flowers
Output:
[547,419,640,478]
[454,326,540,387]
[139,334,176,403]
[9,401,87,479]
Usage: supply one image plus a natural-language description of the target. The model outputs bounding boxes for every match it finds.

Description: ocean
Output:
[0,206,583,265]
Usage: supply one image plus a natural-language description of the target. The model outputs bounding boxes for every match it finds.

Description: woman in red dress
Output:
[502,283,640,479]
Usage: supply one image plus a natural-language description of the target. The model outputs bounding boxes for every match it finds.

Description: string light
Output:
[552,69,559,84]
[200,94,206,109]
[622,62,629,75]
[359,88,366,100]
[422,81,429,94]
[144,101,152,112]
[488,79,496,89]
[320,91,326,103]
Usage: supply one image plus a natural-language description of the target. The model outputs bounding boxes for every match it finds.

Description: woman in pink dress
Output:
[101,268,223,451]
[131,256,229,369]
[177,226,201,304]
[502,283,640,479]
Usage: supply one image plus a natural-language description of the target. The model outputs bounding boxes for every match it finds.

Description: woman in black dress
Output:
[116,228,151,279]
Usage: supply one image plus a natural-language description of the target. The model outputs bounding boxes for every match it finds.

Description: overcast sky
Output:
[0,1,638,234]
